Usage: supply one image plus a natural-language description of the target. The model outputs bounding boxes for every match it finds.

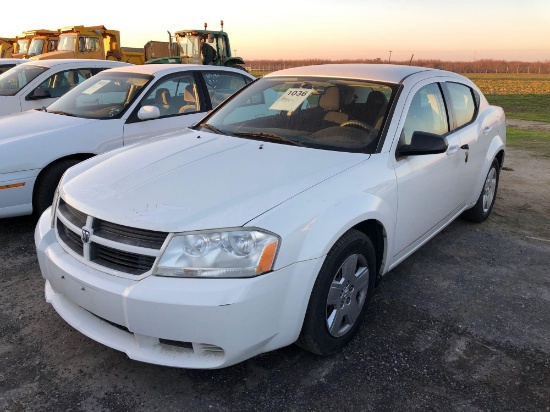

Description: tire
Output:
[33,159,81,217]
[462,158,500,223]
[297,229,376,356]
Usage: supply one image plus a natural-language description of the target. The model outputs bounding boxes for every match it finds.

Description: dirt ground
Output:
[507,118,550,132]
[0,144,549,411]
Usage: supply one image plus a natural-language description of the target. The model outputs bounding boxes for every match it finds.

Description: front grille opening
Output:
[91,244,156,275]
[94,220,168,250]
[58,198,87,227]
[159,339,194,350]
[57,219,84,256]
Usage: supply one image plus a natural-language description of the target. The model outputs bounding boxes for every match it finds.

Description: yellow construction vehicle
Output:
[0,37,17,58]
[12,30,59,58]
[30,25,147,64]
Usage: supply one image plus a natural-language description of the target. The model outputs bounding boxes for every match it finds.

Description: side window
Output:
[400,83,449,146]
[79,37,100,53]
[48,40,58,52]
[203,72,247,108]
[446,82,476,128]
[139,73,199,118]
[34,69,93,98]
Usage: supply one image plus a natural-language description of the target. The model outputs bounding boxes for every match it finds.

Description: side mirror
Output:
[137,105,161,120]
[27,88,52,100]
[397,131,448,156]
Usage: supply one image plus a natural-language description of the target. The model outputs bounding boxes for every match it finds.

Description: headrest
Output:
[184,85,196,102]
[319,86,340,111]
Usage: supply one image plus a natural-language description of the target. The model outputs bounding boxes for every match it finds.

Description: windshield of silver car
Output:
[0,64,49,96]
[45,72,152,119]
[199,76,397,152]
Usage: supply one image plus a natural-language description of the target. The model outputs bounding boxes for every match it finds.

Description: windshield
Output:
[17,39,29,54]
[177,34,200,58]
[58,35,76,51]
[46,72,153,119]
[0,64,49,96]
[0,64,16,75]
[199,76,397,153]
[28,38,45,56]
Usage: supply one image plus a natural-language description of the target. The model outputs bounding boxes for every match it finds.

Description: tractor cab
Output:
[146,21,245,70]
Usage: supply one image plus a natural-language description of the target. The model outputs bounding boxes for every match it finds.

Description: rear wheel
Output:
[462,158,500,223]
[297,229,376,355]
[33,159,81,217]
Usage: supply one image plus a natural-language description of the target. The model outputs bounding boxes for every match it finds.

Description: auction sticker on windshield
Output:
[82,80,111,95]
[269,88,313,112]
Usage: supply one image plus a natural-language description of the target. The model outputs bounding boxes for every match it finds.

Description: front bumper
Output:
[35,208,323,369]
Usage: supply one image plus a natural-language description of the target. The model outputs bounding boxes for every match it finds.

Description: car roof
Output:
[100,63,255,78]
[265,64,450,84]
[0,58,26,66]
[17,59,131,69]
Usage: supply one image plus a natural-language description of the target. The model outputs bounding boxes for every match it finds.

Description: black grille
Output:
[57,219,83,256]
[56,200,165,275]
[93,220,168,250]
[58,198,87,227]
[91,243,157,275]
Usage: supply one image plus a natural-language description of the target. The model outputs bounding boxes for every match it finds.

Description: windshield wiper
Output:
[232,132,305,147]
[199,123,225,135]
[48,110,77,117]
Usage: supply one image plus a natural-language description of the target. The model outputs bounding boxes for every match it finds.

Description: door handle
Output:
[482,126,492,135]
[446,145,459,156]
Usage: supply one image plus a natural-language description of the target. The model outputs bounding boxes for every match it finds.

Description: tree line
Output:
[245,58,550,75]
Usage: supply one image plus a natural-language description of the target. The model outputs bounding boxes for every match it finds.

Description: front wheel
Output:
[462,158,500,223]
[297,229,376,355]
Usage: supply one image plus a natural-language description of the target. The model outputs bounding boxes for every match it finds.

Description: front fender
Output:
[248,156,397,273]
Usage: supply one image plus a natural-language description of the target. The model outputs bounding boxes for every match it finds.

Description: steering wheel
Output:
[340,120,374,133]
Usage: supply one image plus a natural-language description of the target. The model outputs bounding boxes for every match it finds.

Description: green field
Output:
[507,128,550,157]
[465,74,550,123]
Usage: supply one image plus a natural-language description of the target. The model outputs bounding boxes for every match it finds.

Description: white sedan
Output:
[0,64,254,218]
[35,64,505,369]
[0,59,131,117]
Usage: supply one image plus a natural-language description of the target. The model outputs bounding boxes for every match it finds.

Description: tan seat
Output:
[179,85,198,114]
[319,86,348,124]
[363,91,388,129]
[154,88,171,116]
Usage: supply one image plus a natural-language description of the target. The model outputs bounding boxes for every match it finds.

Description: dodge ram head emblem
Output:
[81,228,91,244]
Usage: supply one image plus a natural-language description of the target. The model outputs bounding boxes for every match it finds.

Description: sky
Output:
[3,0,550,62]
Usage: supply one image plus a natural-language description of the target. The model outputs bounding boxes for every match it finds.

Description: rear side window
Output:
[203,72,248,108]
[446,82,476,128]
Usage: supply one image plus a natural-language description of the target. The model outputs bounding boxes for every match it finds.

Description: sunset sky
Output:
[4,0,550,62]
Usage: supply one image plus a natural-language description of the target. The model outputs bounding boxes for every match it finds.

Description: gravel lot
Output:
[1,146,549,412]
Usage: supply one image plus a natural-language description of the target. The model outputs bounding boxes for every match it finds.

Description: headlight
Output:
[153,228,280,278]
[50,187,60,228]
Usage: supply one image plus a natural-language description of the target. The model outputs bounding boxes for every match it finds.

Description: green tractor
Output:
[146,21,246,71]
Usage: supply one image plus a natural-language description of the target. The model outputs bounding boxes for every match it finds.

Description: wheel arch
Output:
[352,219,387,281]
[32,153,95,198]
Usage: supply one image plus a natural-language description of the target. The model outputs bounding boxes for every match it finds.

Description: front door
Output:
[393,82,466,257]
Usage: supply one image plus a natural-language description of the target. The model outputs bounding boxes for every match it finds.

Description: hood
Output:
[0,111,98,173]
[62,130,369,232]
[31,50,75,60]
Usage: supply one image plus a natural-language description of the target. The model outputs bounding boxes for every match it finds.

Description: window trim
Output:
[126,71,205,123]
